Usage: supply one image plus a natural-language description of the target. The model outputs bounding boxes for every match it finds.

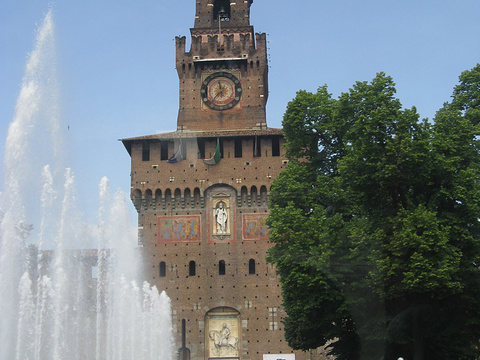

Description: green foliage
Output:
[267,65,480,359]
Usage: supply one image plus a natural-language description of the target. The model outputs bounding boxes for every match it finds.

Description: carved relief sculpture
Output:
[208,321,239,358]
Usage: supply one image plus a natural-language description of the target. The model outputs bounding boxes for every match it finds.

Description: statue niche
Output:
[208,188,235,243]
[213,198,230,235]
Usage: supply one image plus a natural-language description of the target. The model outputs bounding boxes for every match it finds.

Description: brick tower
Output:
[121,1,313,359]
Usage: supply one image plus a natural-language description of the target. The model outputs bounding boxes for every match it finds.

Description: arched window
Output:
[219,260,226,275]
[155,189,162,208]
[175,188,182,208]
[189,261,196,276]
[251,186,258,207]
[184,188,191,208]
[165,189,172,208]
[194,188,201,208]
[145,189,153,208]
[159,261,166,277]
[249,259,256,275]
[260,185,268,207]
[241,186,248,207]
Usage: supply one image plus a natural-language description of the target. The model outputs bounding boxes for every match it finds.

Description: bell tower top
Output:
[194,0,253,28]
[175,0,268,132]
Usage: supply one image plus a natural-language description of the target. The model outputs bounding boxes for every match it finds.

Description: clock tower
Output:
[176,0,268,131]
[121,1,327,359]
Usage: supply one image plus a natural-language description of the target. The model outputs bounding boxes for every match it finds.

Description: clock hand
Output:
[213,83,224,100]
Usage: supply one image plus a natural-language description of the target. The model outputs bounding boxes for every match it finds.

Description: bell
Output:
[218,5,228,20]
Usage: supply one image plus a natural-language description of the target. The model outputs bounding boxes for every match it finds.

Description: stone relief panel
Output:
[206,308,240,360]
[157,216,201,243]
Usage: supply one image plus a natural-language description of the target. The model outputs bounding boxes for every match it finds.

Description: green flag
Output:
[203,139,221,165]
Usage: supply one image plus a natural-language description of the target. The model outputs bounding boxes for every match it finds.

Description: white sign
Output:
[263,354,295,360]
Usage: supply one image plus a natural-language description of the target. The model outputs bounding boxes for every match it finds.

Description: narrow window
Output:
[159,261,166,277]
[160,141,169,160]
[260,186,268,206]
[219,260,226,275]
[272,136,280,157]
[174,188,182,208]
[142,142,150,161]
[253,137,261,157]
[241,186,248,207]
[251,186,258,207]
[197,138,205,159]
[194,188,201,207]
[189,261,196,276]
[234,138,242,158]
[184,188,191,208]
[165,189,172,207]
[249,259,256,275]
[181,141,187,160]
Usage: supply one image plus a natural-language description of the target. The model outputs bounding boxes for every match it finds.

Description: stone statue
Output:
[215,201,227,234]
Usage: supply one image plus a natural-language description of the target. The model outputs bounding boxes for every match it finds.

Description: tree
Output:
[267,66,480,360]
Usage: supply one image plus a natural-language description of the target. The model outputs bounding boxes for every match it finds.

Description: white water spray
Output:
[0,9,173,360]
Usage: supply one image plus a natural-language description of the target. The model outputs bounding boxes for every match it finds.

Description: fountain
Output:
[0,9,174,360]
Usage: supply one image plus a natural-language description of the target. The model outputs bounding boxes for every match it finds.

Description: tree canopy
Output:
[267,64,480,360]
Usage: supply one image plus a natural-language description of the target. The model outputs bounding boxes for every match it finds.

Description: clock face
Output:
[201,72,242,110]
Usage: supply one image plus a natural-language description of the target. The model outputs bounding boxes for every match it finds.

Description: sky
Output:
[1,0,479,223]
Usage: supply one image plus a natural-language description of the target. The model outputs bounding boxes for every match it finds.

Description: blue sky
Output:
[1,0,479,222]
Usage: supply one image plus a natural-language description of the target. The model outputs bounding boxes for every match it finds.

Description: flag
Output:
[167,144,183,163]
[203,139,221,165]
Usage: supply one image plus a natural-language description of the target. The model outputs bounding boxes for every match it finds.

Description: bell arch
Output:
[213,0,230,21]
